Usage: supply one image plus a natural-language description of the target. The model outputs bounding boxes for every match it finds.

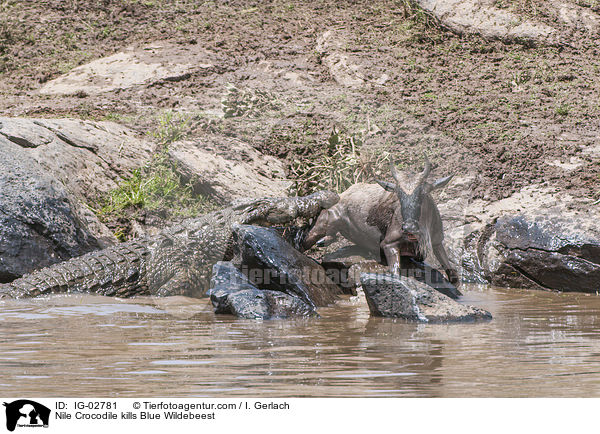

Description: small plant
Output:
[101,153,216,222]
[494,0,538,17]
[594,174,600,205]
[398,0,439,28]
[221,83,281,118]
[511,70,531,89]
[555,103,570,117]
[148,110,190,149]
[291,128,391,195]
[99,111,215,239]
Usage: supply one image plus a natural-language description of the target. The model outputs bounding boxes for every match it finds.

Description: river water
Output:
[1,286,599,397]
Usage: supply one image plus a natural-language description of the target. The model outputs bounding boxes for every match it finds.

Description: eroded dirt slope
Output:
[1,0,599,203]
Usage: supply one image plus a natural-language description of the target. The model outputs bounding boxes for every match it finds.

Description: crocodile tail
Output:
[0,241,151,299]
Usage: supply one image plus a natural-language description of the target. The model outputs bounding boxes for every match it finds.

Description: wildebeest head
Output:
[376,156,452,258]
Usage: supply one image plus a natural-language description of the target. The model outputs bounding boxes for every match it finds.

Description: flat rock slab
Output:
[0,117,153,202]
[232,225,341,309]
[39,42,215,95]
[360,273,491,323]
[169,137,291,203]
[415,0,559,45]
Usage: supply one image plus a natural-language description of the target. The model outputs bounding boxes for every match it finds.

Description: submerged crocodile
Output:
[0,191,339,299]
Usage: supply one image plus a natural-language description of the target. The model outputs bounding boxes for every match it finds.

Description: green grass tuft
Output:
[100,152,216,221]
[148,110,191,149]
[555,103,570,117]
[99,111,216,239]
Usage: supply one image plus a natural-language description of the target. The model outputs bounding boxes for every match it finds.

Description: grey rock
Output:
[414,0,559,46]
[0,116,159,281]
[436,181,600,293]
[0,138,106,282]
[492,215,600,292]
[210,287,316,319]
[209,261,251,289]
[0,116,155,250]
[360,272,492,322]
[0,117,154,202]
[232,225,342,309]
[208,261,317,319]
[169,137,290,204]
[39,42,215,95]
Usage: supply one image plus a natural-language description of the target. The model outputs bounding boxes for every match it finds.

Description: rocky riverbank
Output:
[1,0,599,299]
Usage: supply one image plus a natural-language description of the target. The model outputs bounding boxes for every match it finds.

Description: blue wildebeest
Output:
[302,156,458,284]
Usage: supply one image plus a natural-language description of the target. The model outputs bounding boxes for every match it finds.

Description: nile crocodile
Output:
[0,191,339,299]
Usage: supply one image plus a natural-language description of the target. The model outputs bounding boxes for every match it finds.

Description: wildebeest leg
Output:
[382,243,401,275]
[381,226,403,275]
[432,242,459,284]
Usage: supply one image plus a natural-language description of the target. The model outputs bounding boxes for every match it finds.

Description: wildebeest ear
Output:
[426,175,453,192]
[375,180,396,192]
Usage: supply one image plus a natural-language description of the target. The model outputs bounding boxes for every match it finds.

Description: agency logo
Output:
[3,400,50,432]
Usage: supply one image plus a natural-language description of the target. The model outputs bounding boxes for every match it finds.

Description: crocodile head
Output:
[307,190,340,209]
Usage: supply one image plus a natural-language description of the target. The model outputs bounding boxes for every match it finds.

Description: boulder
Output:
[315,30,366,88]
[491,215,600,292]
[209,260,252,289]
[210,287,316,319]
[0,138,107,282]
[208,261,316,319]
[0,116,157,281]
[436,180,600,293]
[232,225,342,309]
[360,273,492,322]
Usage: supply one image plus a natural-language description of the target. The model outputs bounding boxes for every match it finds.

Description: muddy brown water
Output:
[1,286,599,398]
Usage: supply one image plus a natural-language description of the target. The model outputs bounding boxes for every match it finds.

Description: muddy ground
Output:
[1,0,599,207]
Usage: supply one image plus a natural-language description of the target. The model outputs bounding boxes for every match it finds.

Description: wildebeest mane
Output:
[366,191,397,234]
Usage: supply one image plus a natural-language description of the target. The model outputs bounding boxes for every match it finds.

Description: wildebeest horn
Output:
[385,159,407,197]
[389,159,401,183]
[417,155,431,186]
